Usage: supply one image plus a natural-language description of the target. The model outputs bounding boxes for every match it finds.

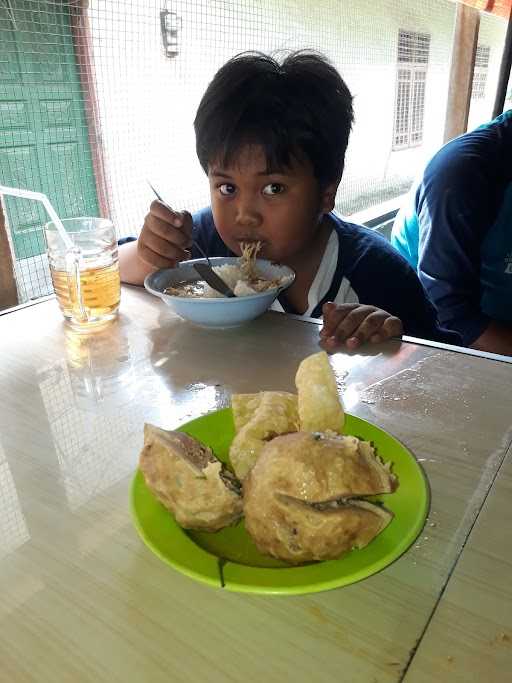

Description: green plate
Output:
[130,409,429,594]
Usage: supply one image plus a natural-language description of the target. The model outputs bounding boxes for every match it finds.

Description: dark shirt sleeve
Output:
[190,207,233,258]
[415,133,504,345]
[390,265,463,345]
[340,222,462,345]
[118,236,137,246]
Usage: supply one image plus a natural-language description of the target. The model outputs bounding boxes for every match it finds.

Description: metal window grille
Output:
[393,29,430,149]
[1,2,510,308]
[397,30,431,63]
[471,45,490,100]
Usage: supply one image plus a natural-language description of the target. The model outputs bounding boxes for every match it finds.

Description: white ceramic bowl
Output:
[144,256,295,328]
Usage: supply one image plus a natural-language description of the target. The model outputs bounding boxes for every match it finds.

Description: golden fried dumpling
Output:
[243,431,397,564]
[248,431,397,502]
[231,393,266,432]
[139,424,243,532]
[246,494,393,565]
[295,351,344,433]
[229,391,299,480]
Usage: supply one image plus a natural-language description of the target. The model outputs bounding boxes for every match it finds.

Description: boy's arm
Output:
[118,240,155,286]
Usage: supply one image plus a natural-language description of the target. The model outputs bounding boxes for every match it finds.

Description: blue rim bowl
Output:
[144,256,295,328]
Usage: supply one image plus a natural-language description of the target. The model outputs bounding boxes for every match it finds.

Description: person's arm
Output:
[416,136,499,347]
[470,321,512,355]
[118,240,155,286]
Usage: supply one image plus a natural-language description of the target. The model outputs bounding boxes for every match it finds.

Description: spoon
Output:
[147,181,235,297]
[192,262,236,298]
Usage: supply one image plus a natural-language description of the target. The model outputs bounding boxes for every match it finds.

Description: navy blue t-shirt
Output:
[392,110,512,345]
[120,208,460,344]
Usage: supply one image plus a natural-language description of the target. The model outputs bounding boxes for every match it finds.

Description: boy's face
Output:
[208,145,337,264]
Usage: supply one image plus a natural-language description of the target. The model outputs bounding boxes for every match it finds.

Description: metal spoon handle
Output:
[191,239,211,265]
[193,262,235,297]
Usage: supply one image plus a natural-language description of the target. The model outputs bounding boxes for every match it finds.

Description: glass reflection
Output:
[0,439,30,557]
[64,323,140,411]
[36,320,152,511]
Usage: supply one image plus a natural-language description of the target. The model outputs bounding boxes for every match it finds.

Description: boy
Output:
[120,50,459,350]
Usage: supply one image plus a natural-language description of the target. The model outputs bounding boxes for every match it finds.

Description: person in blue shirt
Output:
[120,51,459,349]
[391,110,512,355]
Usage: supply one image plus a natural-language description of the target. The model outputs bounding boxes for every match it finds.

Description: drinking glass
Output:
[45,217,121,328]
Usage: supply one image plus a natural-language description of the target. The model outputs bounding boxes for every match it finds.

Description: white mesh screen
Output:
[0,0,510,303]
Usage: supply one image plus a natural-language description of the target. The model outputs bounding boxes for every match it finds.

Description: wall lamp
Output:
[160,7,181,58]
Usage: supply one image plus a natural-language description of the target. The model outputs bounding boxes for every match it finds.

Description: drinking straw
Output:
[0,185,75,251]
[0,185,87,320]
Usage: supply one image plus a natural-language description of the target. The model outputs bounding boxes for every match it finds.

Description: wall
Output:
[468,11,509,131]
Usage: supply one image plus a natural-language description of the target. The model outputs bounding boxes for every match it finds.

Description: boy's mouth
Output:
[235,238,266,254]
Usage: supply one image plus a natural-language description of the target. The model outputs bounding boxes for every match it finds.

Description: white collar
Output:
[271,229,339,316]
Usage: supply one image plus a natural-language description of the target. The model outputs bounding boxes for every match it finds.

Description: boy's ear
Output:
[320,181,339,213]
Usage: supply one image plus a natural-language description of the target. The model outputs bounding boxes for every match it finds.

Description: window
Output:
[471,45,490,100]
[393,30,430,149]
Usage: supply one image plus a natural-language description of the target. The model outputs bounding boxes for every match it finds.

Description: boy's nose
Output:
[235,199,261,228]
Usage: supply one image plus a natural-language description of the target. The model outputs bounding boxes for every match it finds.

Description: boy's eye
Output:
[262,183,285,196]
[219,183,236,196]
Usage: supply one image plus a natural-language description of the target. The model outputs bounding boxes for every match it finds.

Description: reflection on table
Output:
[0,438,30,557]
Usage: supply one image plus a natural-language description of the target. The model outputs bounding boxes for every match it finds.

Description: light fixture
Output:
[160,6,181,58]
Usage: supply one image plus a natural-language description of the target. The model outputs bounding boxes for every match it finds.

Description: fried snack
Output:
[231,393,265,432]
[139,424,243,532]
[229,391,299,479]
[243,431,397,564]
[295,351,344,433]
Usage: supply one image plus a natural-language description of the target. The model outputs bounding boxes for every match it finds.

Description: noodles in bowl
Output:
[164,242,292,299]
[144,254,295,328]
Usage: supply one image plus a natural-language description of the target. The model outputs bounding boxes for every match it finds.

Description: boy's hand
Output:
[320,302,403,350]
[137,200,193,269]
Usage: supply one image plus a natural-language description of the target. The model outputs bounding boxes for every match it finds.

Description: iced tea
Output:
[51,262,120,322]
[45,217,120,327]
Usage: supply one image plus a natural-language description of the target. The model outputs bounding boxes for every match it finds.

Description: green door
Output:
[0,0,99,259]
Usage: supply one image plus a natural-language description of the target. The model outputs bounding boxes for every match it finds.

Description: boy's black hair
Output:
[194,50,354,188]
